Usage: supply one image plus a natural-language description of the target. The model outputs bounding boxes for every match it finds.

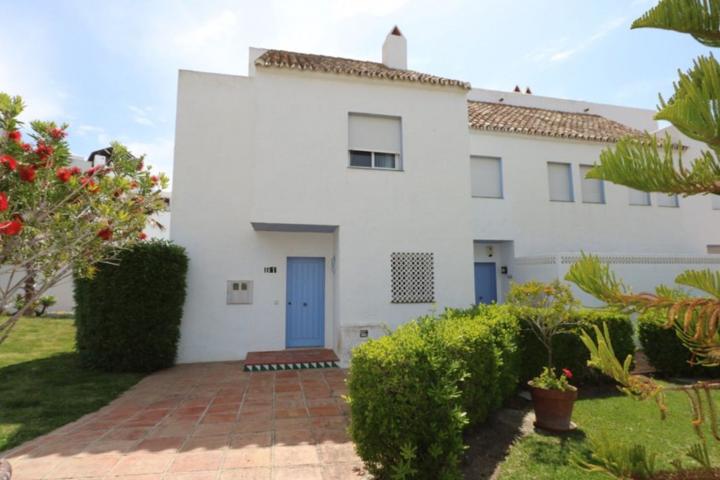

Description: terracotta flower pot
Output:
[529,382,577,432]
[0,459,11,480]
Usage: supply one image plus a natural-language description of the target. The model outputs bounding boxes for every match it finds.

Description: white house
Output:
[171,28,720,364]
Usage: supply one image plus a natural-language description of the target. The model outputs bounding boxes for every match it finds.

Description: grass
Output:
[0,317,144,452]
[498,385,720,479]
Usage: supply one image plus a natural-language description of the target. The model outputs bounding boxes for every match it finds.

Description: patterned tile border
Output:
[243,361,339,372]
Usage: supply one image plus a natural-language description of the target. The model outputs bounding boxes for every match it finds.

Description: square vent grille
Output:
[390,252,434,303]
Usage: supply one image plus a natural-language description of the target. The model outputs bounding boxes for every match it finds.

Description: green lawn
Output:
[0,318,143,452]
[498,386,720,479]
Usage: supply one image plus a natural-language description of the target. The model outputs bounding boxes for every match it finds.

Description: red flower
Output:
[56,167,72,183]
[97,227,113,241]
[0,219,22,236]
[49,127,66,140]
[150,175,159,185]
[21,143,31,152]
[0,154,17,171]
[138,231,147,240]
[81,177,99,193]
[562,368,573,379]
[70,166,82,175]
[0,192,7,212]
[18,164,36,182]
[35,142,54,161]
[7,130,21,143]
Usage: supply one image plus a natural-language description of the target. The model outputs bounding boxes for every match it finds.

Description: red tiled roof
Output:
[468,101,643,143]
[255,49,471,90]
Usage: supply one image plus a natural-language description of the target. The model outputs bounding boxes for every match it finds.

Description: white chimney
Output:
[382,26,407,70]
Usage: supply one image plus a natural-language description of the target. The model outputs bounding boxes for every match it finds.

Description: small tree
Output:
[507,280,579,372]
[0,93,167,343]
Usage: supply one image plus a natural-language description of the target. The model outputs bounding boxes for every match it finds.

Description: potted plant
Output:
[507,280,579,432]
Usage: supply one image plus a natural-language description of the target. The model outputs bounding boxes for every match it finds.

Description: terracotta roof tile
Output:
[255,49,471,90]
[468,101,643,143]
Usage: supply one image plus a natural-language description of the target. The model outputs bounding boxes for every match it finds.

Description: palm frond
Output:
[657,54,720,153]
[676,269,720,297]
[564,253,633,306]
[587,134,720,196]
[632,0,720,47]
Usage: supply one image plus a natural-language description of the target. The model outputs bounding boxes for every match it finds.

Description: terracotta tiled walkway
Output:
[2,363,367,480]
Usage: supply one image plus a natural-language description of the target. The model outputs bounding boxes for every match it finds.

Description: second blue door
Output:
[474,262,497,304]
[286,257,325,348]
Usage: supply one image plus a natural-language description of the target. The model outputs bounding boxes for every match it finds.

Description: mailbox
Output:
[227,280,253,304]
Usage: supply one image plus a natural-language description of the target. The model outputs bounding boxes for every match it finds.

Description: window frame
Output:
[347,112,403,171]
[547,161,575,203]
[348,149,401,171]
[470,155,504,199]
[579,164,605,204]
[656,193,680,208]
[628,188,652,207]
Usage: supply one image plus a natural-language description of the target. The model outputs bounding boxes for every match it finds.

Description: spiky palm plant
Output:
[566,0,720,452]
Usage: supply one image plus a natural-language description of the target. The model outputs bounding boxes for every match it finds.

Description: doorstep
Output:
[243,348,340,372]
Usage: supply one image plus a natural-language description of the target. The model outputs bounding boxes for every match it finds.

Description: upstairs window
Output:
[348,113,402,170]
[580,165,605,204]
[657,193,679,208]
[547,162,574,202]
[470,156,503,198]
[629,188,651,206]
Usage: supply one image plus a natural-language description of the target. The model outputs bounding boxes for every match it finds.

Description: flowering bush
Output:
[530,367,575,392]
[0,92,167,343]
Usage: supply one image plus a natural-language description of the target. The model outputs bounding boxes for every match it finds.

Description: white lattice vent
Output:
[391,252,434,303]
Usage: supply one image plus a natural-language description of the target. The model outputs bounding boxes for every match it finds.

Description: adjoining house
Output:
[171,27,720,365]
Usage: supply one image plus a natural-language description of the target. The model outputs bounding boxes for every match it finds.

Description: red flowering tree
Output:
[0,93,168,343]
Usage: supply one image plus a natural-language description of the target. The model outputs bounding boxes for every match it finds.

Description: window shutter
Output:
[580,165,604,203]
[348,114,401,153]
[629,188,651,206]
[547,162,573,202]
[470,156,503,198]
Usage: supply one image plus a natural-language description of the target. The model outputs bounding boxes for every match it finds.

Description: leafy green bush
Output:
[518,309,635,384]
[74,240,188,372]
[638,310,720,377]
[347,305,520,480]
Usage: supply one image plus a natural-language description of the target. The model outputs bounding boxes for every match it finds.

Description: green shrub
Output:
[74,240,189,372]
[518,309,635,384]
[638,309,720,377]
[347,304,520,480]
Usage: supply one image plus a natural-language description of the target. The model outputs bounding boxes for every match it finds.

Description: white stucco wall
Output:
[172,68,475,363]
[171,58,719,365]
[469,131,719,257]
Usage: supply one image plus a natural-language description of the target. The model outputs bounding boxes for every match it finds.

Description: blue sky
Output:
[2,0,712,181]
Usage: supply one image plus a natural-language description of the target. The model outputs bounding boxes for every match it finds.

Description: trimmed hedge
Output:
[638,309,720,377]
[347,305,521,480]
[518,309,636,384]
[74,240,189,372]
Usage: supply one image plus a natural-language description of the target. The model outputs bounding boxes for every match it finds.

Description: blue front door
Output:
[286,257,325,348]
[474,262,497,304]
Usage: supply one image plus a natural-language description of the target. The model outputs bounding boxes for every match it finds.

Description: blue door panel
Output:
[286,257,325,348]
[474,262,497,304]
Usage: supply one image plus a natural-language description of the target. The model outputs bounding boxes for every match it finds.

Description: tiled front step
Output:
[243,348,340,372]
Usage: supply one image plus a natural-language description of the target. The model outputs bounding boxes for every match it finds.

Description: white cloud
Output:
[175,10,239,49]
[124,137,175,180]
[129,105,156,127]
[532,16,627,63]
